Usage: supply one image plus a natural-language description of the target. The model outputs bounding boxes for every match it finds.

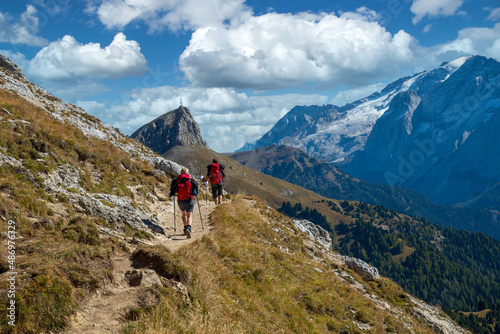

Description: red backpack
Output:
[177,174,193,200]
[209,163,222,185]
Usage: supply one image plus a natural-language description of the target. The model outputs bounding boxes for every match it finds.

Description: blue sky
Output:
[1,0,500,152]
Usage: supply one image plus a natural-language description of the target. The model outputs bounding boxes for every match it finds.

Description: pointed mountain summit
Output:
[130,106,208,155]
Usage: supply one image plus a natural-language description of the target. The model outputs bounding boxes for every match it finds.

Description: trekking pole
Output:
[196,195,204,231]
[173,194,177,233]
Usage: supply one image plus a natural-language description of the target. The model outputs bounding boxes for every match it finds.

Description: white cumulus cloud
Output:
[179,11,417,90]
[411,0,465,24]
[92,0,251,32]
[486,7,500,21]
[27,33,147,81]
[433,23,500,60]
[0,5,47,46]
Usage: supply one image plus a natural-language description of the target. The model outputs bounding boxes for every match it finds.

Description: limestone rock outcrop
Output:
[131,106,208,155]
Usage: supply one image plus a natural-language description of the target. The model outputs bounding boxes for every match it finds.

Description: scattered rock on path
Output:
[125,269,163,287]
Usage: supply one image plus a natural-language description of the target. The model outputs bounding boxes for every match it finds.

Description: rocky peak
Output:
[130,106,208,155]
[237,104,341,152]
[0,54,26,79]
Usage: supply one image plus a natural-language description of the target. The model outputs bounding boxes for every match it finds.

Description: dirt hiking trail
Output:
[64,193,221,334]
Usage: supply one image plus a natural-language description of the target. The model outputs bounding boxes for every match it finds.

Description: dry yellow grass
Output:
[0,87,167,333]
[124,196,437,334]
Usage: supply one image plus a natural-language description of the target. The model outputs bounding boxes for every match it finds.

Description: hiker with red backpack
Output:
[206,158,225,205]
[169,167,198,238]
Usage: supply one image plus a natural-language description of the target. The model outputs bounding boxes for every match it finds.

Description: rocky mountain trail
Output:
[63,193,219,334]
[63,253,145,334]
[149,194,217,253]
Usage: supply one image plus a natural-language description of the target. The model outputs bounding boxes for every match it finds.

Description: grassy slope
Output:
[124,196,441,334]
[0,88,166,333]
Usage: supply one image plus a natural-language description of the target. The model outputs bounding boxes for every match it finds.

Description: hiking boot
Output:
[186,226,191,239]
[183,227,187,235]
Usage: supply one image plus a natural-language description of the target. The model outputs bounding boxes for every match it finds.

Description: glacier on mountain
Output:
[241,55,500,207]
[241,56,473,165]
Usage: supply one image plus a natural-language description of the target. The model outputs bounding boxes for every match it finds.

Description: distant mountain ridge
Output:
[235,62,464,164]
[239,57,475,164]
[240,55,500,207]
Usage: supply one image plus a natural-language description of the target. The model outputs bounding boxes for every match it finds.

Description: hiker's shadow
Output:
[142,218,166,236]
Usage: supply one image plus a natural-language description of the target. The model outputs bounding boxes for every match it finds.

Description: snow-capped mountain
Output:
[241,55,500,206]
[239,57,474,165]
[345,55,500,206]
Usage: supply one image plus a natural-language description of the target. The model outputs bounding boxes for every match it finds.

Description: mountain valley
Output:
[228,144,500,240]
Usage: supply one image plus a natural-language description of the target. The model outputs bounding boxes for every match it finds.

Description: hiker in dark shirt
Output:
[206,158,225,205]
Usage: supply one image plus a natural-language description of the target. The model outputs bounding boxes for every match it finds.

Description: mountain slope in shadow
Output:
[227,144,500,240]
